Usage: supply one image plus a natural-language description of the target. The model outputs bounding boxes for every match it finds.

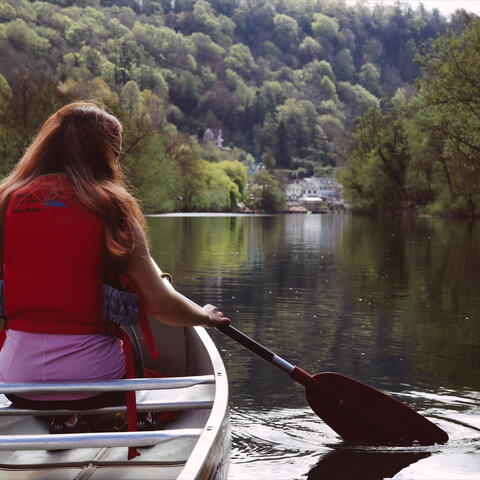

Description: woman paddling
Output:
[0,101,230,439]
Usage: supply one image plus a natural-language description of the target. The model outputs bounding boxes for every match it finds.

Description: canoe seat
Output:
[0,376,215,416]
[0,376,215,451]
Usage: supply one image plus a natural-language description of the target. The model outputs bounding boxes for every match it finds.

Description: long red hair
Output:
[0,101,146,267]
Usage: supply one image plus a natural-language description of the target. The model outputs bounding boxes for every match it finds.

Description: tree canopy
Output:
[0,0,469,212]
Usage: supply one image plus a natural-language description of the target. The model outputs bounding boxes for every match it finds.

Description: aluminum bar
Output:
[0,376,214,394]
[0,428,202,451]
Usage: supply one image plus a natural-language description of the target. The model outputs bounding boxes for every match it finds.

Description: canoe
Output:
[0,320,230,480]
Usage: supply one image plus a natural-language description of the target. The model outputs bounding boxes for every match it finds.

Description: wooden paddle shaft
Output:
[217,324,297,375]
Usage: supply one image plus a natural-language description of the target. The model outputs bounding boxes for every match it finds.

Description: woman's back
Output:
[3,173,105,334]
[0,172,125,401]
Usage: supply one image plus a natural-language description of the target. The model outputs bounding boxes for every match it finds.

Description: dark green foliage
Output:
[340,17,480,216]
[0,0,452,169]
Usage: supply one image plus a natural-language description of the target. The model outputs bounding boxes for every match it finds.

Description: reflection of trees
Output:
[336,216,480,391]
[147,214,480,409]
[147,216,249,285]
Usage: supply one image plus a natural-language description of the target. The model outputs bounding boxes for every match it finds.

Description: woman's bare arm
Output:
[125,223,231,328]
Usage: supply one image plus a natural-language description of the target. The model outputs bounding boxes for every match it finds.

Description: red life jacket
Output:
[3,174,106,334]
[3,173,159,352]
[2,173,158,460]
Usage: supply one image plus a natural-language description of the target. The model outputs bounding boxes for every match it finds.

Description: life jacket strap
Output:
[111,272,161,361]
[115,325,141,460]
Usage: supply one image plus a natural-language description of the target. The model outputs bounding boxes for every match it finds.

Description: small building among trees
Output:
[203,128,224,149]
[286,176,343,212]
[286,177,341,201]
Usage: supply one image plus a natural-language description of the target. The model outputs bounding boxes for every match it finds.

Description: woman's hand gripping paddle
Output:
[217,324,448,446]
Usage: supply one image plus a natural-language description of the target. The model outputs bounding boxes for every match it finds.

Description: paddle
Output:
[216,323,449,446]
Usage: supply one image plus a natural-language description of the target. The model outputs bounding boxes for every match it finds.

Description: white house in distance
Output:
[286,177,342,201]
[203,128,224,148]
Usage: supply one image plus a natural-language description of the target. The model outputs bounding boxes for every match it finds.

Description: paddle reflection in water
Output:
[307,449,430,480]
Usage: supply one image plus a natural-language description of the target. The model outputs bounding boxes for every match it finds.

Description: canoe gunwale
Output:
[177,326,230,480]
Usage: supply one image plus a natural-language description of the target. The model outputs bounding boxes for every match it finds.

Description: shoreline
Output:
[146,210,480,218]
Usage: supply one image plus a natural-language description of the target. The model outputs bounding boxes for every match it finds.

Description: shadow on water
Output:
[306,448,430,480]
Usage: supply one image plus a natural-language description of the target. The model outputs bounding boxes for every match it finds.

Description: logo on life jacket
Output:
[43,193,66,208]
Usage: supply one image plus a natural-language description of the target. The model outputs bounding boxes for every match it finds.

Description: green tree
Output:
[338,82,379,119]
[273,98,327,168]
[247,168,285,212]
[358,62,382,96]
[415,17,480,215]
[131,134,181,213]
[120,80,142,116]
[192,0,235,47]
[217,160,248,199]
[196,161,240,211]
[312,13,339,40]
[0,3,16,22]
[273,13,299,51]
[299,36,323,63]
[224,43,255,79]
[5,19,51,54]
[141,89,167,127]
[335,48,355,82]
[0,74,12,114]
[80,46,103,77]
[190,32,225,64]
[340,104,412,213]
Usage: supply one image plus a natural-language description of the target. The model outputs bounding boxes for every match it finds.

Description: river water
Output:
[147,213,480,480]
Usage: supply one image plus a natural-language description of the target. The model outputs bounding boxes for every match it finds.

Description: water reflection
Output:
[307,449,430,480]
[148,214,480,479]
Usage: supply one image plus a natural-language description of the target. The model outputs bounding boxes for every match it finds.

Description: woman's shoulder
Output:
[11,173,74,201]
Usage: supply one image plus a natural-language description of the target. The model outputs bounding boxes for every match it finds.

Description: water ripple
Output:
[228,388,480,480]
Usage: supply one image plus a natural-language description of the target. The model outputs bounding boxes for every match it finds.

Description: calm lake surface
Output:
[147,213,480,480]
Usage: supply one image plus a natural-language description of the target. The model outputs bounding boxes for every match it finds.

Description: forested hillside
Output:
[0,0,460,211]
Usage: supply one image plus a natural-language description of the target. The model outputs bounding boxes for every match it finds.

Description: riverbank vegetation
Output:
[0,0,471,213]
[340,16,480,216]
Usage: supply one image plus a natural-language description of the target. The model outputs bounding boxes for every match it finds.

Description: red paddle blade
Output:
[304,372,448,446]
